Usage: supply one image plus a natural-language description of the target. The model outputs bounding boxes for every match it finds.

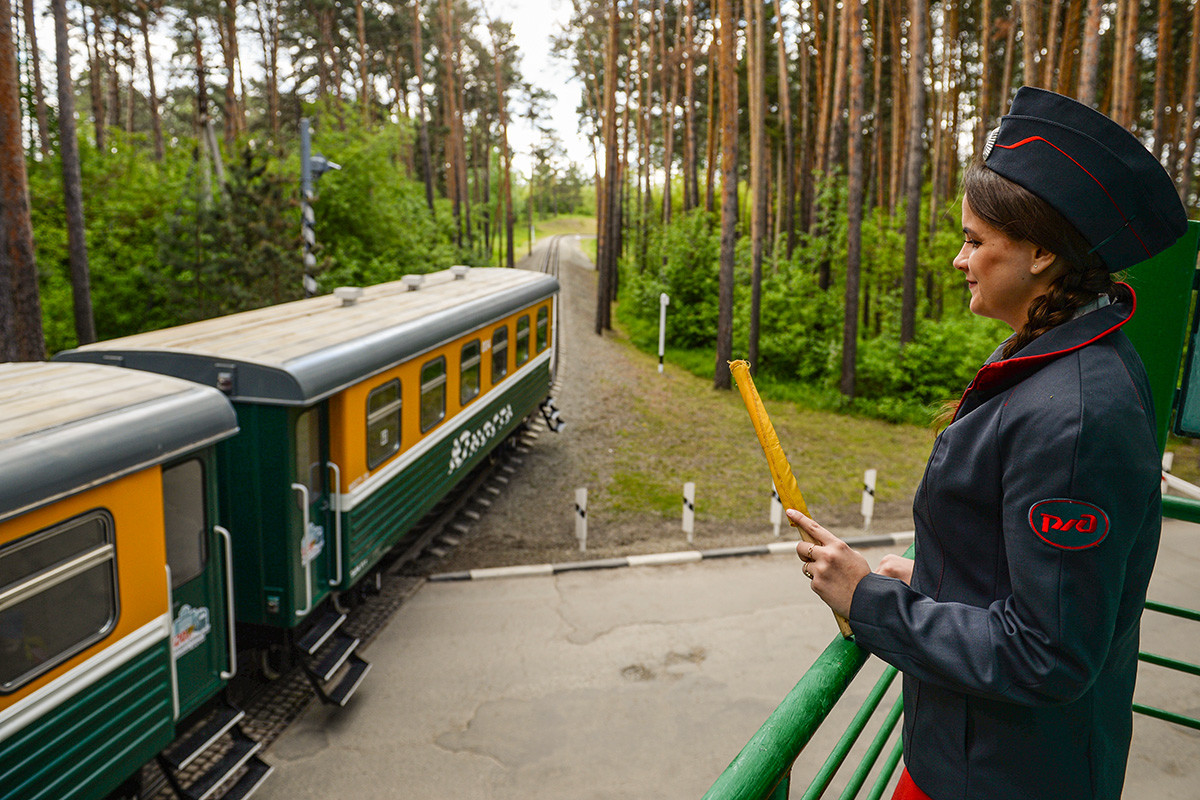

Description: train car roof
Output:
[0,361,238,524]
[56,267,560,406]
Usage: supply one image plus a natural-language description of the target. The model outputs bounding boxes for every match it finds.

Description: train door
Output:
[163,455,234,719]
[292,405,331,619]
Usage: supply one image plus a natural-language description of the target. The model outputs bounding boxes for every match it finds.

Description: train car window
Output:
[0,511,117,693]
[461,341,481,405]
[295,408,323,495]
[491,326,509,385]
[516,315,531,367]
[420,357,447,432]
[536,306,549,352]
[367,380,402,469]
[163,459,208,589]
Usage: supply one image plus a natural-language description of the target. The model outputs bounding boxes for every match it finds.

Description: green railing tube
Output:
[864,738,904,800]
[1139,650,1200,677]
[800,666,900,800]
[702,634,870,800]
[1144,599,1200,622]
[1162,494,1200,525]
[1132,703,1200,731]
[836,696,904,800]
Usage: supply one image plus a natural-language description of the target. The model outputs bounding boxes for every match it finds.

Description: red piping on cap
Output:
[996,136,1153,258]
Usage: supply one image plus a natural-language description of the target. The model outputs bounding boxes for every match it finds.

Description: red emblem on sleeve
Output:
[1028,499,1110,549]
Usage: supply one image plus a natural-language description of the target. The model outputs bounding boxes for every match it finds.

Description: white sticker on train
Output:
[448,404,514,474]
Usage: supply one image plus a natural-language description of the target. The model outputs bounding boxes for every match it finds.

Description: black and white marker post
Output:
[300,118,341,297]
[658,293,670,373]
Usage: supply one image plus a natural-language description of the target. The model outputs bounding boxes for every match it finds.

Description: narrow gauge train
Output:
[0,362,272,800]
[56,265,561,705]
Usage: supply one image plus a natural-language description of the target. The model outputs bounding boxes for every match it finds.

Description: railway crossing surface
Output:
[251,519,1200,799]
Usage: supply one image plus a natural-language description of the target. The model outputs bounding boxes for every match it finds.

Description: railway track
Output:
[141,239,567,800]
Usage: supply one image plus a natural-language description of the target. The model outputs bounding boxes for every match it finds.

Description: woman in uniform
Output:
[789,86,1189,800]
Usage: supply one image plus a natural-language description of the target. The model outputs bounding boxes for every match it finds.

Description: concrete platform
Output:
[254,520,1200,799]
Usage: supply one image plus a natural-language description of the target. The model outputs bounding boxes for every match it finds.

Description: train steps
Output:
[156,702,274,800]
[296,610,372,706]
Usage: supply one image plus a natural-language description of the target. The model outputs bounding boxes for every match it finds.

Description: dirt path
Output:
[433,236,920,573]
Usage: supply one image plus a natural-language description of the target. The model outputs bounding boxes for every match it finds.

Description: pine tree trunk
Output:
[683,0,698,211]
[20,0,49,156]
[597,0,619,334]
[888,0,906,212]
[659,0,678,226]
[748,0,766,370]
[773,0,795,256]
[439,0,462,247]
[52,0,95,344]
[1078,0,1102,104]
[714,0,737,389]
[1152,0,1172,157]
[842,0,865,397]
[1043,0,1063,88]
[412,1,435,213]
[139,2,164,160]
[978,0,993,147]
[356,0,369,124]
[1178,0,1200,204]
[704,31,717,213]
[1,0,44,358]
[867,0,884,209]
[1021,0,1039,86]
[85,8,105,150]
[1001,14,1016,109]
[1058,0,1083,94]
[901,0,926,344]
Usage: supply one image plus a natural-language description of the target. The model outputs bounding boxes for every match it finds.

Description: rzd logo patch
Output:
[1028,499,1110,550]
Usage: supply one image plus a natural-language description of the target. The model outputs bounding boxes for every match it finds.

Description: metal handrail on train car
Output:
[293,482,314,617]
[327,461,343,587]
[704,224,1200,799]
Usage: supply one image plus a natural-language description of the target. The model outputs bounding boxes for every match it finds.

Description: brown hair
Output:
[934,164,1127,430]
[963,162,1127,358]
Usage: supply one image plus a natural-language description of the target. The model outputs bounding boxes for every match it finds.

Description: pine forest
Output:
[2,0,1199,422]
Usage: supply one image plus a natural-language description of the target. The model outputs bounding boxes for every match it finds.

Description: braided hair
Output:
[963,163,1127,359]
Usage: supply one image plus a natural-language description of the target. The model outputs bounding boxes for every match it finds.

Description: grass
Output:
[596,310,937,526]
[491,214,597,265]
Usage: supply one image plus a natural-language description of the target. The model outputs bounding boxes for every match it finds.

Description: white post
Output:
[575,488,588,552]
[658,293,670,373]
[1162,451,1175,494]
[861,469,877,531]
[770,484,783,537]
[682,481,696,543]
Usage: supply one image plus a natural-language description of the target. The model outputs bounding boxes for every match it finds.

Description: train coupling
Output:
[540,397,566,433]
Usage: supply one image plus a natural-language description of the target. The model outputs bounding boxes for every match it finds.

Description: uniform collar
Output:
[957,284,1136,414]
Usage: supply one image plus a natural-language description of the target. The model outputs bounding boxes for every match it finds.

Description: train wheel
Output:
[259,644,288,681]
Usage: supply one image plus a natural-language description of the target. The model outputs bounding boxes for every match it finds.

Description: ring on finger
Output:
[803,563,813,579]
[806,543,816,561]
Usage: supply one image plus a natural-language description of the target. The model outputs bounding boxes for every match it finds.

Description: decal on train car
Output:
[172,604,212,658]
[448,404,514,474]
[301,522,326,565]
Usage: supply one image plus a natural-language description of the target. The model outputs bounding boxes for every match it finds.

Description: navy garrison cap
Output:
[982,86,1188,271]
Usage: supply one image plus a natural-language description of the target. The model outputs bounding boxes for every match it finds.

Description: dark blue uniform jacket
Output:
[850,295,1161,800]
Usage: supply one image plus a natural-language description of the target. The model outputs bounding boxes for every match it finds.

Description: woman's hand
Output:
[788,509,872,619]
[876,555,914,585]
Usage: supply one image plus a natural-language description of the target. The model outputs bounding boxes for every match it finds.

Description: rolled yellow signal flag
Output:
[729,360,853,637]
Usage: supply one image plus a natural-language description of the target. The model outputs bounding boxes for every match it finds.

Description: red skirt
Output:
[890,768,933,800]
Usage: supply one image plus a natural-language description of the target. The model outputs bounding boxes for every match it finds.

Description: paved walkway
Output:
[254,520,1200,799]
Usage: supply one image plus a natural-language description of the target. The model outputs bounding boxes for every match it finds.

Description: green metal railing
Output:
[702,546,914,800]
